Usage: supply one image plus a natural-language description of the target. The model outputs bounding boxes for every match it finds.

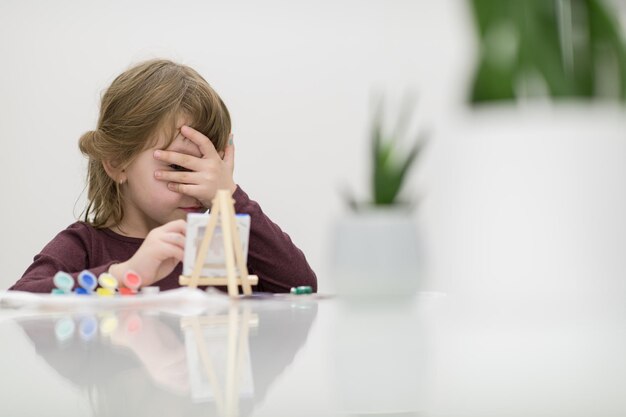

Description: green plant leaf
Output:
[469,0,626,102]
[345,94,425,210]
[397,136,425,188]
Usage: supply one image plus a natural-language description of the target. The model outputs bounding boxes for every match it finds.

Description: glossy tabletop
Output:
[0,288,624,417]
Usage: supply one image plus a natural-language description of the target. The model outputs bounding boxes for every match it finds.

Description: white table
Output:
[0,288,624,417]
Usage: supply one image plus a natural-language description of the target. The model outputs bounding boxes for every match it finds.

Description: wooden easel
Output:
[179,190,256,297]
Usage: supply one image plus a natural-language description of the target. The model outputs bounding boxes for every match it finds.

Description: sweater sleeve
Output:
[233,186,317,293]
[9,224,117,293]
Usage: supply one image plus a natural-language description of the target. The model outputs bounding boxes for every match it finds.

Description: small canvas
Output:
[183,213,251,277]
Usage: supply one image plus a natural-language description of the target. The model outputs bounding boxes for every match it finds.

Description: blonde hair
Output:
[78,59,231,228]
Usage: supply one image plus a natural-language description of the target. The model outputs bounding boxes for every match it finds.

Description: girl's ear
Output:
[102,160,126,184]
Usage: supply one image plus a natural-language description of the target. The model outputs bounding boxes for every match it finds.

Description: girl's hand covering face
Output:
[153,125,236,208]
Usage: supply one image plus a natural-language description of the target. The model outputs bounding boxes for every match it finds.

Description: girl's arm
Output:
[233,186,317,293]
[9,222,116,293]
[9,223,116,293]
[13,220,187,293]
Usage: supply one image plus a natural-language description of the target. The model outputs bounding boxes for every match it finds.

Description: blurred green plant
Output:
[345,97,426,210]
[470,0,626,102]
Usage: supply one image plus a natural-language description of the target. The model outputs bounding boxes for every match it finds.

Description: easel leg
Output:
[226,198,252,295]
[219,192,239,297]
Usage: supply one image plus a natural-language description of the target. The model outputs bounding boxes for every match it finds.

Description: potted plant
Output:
[329,99,427,415]
[330,96,427,298]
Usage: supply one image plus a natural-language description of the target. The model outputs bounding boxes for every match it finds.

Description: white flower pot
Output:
[329,207,422,298]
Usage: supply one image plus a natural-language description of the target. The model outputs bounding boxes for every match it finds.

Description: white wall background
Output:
[0,0,472,293]
[2,0,626,297]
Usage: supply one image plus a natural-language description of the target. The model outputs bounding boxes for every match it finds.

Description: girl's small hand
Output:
[153,126,236,208]
[110,220,186,287]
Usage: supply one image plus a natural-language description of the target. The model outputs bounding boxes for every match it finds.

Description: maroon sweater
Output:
[10,186,317,294]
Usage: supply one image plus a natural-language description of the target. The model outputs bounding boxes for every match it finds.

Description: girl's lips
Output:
[179,207,203,213]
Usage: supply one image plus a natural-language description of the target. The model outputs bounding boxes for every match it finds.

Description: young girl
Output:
[10,59,317,294]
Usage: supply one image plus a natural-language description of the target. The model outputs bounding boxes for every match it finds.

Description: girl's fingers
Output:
[165,183,216,208]
[171,246,185,261]
[160,219,187,234]
[154,169,205,184]
[223,135,235,171]
[155,238,185,261]
[162,232,186,249]
[166,182,206,202]
[153,150,203,172]
[161,244,185,261]
[180,125,220,159]
[166,181,189,196]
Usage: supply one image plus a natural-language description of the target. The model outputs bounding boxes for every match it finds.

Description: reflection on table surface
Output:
[1,296,318,417]
[1,290,626,417]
